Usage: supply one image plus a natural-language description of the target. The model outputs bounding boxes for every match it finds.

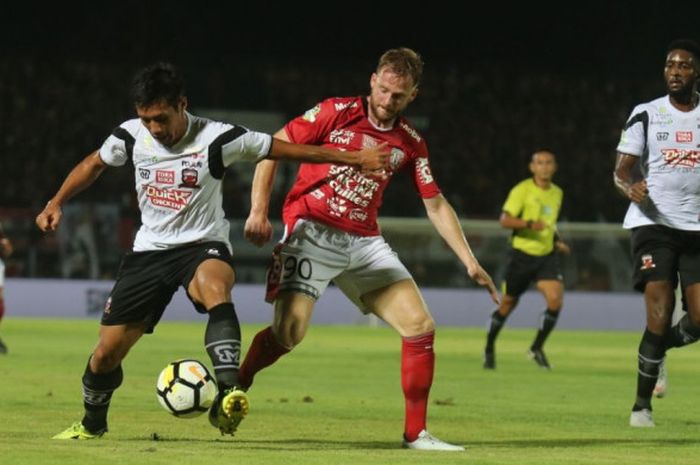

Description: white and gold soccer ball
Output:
[156,359,218,418]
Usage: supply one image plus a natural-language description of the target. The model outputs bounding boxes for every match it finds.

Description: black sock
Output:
[531,309,560,350]
[485,311,507,352]
[81,358,123,433]
[205,302,241,391]
[663,314,700,349]
[633,329,665,411]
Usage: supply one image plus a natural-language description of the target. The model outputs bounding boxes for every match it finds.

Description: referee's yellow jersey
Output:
[502,178,563,256]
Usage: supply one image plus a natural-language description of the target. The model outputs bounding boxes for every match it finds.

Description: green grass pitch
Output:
[0,318,698,465]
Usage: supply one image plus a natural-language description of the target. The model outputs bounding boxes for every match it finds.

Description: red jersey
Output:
[282,96,441,236]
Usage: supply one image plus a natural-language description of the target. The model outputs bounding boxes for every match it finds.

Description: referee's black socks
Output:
[531,308,560,350]
[485,310,507,352]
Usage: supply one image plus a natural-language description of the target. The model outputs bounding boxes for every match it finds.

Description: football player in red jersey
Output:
[239,48,499,451]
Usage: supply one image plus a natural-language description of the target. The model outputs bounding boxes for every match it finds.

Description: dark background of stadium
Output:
[2,0,699,223]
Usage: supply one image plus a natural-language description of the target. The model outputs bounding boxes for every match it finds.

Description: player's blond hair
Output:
[376,48,424,87]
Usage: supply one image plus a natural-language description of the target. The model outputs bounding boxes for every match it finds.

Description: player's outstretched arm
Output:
[244,159,278,247]
[423,194,500,304]
[268,138,389,172]
[36,151,107,232]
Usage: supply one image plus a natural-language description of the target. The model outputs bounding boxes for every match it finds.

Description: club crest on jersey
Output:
[389,148,406,171]
[656,132,669,141]
[179,168,200,189]
[139,168,151,180]
[146,186,193,210]
[640,254,656,271]
[415,157,434,184]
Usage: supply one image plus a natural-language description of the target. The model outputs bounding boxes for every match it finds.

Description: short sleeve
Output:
[616,105,648,157]
[502,183,525,217]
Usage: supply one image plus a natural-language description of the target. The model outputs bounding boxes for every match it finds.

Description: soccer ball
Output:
[156,359,218,418]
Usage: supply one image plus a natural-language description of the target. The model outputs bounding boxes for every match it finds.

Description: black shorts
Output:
[102,241,235,333]
[502,248,562,298]
[630,225,700,293]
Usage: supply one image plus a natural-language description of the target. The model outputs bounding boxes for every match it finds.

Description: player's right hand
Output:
[628,180,648,204]
[35,201,62,232]
[244,211,273,247]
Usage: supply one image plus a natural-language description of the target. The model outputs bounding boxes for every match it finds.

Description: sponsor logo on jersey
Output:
[156,170,175,184]
[327,165,380,207]
[327,196,348,217]
[661,148,700,167]
[146,186,193,210]
[329,129,355,145]
[348,208,368,222]
[656,132,669,141]
[139,168,151,179]
[206,248,221,256]
[179,168,200,188]
[104,296,112,315]
[302,104,321,122]
[310,189,325,199]
[676,131,693,143]
[334,101,358,112]
[640,254,656,271]
[182,160,203,168]
[399,122,421,142]
[415,157,434,184]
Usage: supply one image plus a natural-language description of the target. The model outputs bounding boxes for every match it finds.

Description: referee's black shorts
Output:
[102,241,235,333]
[502,248,562,298]
[631,224,700,293]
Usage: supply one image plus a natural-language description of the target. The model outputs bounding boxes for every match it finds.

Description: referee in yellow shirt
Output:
[484,150,570,370]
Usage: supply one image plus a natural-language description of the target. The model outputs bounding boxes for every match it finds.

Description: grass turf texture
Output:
[0,318,698,465]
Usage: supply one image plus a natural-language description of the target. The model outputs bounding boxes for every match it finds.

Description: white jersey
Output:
[617,94,700,230]
[99,112,271,251]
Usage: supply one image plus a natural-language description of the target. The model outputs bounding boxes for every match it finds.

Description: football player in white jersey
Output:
[36,62,388,440]
[614,39,700,428]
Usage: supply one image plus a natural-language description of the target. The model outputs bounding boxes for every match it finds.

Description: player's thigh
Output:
[363,279,435,337]
[535,279,564,310]
[644,281,675,331]
[502,249,537,298]
[187,258,235,309]
[275,221,346,301]
[631,225,679,292]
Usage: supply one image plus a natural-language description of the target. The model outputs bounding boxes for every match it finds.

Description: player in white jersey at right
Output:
[36,62,388,440]
[614,39,700,428]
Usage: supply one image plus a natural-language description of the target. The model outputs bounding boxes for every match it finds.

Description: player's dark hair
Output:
[377,47,424,87]
[130,62,185,108]
[667,38,700,62]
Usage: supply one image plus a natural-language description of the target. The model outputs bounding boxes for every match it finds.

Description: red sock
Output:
[239,326,290,389]
[401,331,435,442]
[0,298,5,321]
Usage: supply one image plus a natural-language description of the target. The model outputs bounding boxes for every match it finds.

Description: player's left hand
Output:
[467,263,500,304]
